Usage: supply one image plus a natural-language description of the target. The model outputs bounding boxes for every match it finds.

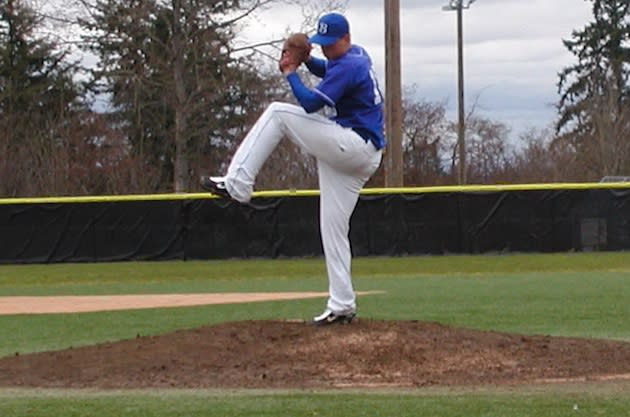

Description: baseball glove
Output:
[279,33,311,73]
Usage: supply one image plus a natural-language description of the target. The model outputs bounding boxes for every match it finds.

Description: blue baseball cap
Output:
[309,13,349,46]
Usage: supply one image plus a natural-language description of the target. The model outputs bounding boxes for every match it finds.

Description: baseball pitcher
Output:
[201,12,385,326]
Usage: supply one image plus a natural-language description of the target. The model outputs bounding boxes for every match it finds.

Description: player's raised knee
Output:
[267,101,300,113]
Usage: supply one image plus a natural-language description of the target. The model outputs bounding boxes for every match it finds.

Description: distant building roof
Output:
[600,176,630,182]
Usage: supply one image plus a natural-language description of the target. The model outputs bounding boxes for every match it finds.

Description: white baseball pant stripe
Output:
[224,102,382,314]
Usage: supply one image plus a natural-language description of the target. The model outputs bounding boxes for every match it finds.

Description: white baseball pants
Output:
[224,102,382,314]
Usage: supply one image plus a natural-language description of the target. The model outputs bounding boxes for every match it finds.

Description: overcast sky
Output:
[239,0,594,139]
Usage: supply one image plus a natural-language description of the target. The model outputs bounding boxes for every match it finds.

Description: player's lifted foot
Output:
[200,176,230,199]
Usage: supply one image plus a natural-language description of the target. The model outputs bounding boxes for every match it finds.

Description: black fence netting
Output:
[1,188,629,264]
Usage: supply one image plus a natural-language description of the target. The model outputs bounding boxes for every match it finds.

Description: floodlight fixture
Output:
[442,0,477,11]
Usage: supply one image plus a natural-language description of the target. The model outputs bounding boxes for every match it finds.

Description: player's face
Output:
[321,34,351,60]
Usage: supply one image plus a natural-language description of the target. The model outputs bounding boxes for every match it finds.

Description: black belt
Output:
[351,127,372,144]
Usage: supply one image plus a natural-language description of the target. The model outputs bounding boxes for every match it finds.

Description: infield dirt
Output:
[1,319,630,389]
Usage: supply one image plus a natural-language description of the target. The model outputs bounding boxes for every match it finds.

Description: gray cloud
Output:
[236,0,593,137]
[336,0,592,136]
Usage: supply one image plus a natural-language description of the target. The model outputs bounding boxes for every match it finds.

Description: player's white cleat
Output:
[200,176,230,199]
[311,309,356,326]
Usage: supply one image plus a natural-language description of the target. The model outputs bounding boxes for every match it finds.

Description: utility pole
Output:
[384,0,403,187]
[443,0,476,185]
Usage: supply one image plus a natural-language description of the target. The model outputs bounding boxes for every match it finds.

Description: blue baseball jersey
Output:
[314,45,385,150]
[287,45,386,150]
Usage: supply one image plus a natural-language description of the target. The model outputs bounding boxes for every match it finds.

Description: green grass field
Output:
[1,252,629,417]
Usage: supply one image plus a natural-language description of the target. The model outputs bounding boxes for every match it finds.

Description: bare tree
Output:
[400,85,449,185]
[73,0,348,193]
[464,116,511,184]
[509,128,557,183]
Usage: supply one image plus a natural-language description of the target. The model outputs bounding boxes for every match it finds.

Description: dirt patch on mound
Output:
[1,320,630,389]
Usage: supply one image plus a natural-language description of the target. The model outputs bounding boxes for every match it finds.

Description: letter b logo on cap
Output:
[318,22,328,34]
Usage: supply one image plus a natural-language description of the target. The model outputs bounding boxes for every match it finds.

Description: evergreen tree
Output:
[556,0,630,178]
[81,0,279,192]
[0,0,81,139]
[0,0,84,196]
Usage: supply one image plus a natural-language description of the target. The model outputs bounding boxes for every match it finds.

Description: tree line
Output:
[0,0,628,197]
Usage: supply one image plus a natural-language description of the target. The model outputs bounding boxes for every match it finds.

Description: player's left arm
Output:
[285,73,327,113]
[285,58,353,114]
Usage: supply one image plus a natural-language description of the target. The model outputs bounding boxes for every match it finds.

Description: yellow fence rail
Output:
[2,182,630,205]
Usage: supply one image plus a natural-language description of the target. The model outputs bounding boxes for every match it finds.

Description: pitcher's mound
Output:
[2,319,630,389]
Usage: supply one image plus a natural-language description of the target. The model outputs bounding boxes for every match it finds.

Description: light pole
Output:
[443,0,476,185]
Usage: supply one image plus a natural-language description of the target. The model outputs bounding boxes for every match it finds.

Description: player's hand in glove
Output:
[279,33,311,74]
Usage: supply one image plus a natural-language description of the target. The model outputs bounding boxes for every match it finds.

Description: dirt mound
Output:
[1,319,630,389]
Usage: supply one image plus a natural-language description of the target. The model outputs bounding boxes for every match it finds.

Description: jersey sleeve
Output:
[285,72,327,113]
[305,57,327,78]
